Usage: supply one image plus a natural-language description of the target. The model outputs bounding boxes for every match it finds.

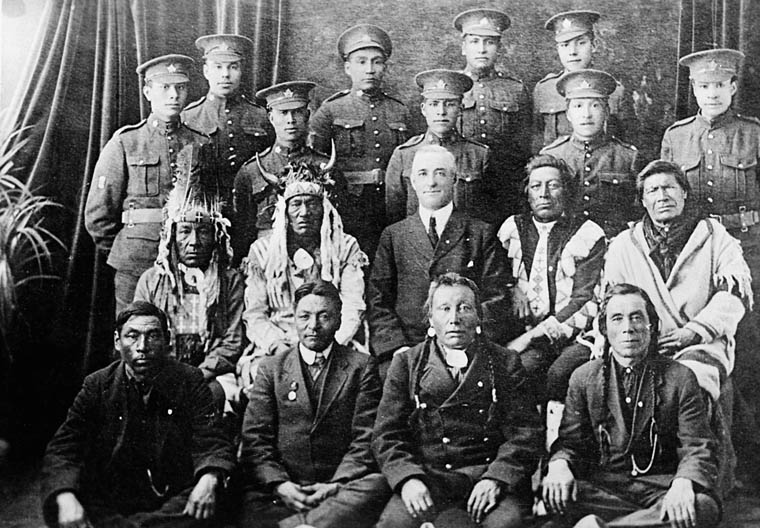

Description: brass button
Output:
[442,437,450,444]
[445,463,452,470]
[707,181,714,186]
[373,130,379,135]
[707,197,714,203]
[372,116,378,121]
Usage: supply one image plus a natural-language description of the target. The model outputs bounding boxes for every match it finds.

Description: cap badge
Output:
[561,18,574,29]
[479,17,491,27]
[435,79,447,90]
[705,59,720,72]
[579,80,592,89]
[166,63,178,73]
[218,43,231,51]
[283,88,295,98]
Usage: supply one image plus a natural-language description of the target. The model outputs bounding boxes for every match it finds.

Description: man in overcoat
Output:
[368,145,511,375]
[540,284,720,528]
[41,301,235,528]
[239,280,388,528]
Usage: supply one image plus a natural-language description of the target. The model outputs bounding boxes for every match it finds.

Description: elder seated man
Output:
[369,144,510,376]
[41,301,235,528]
[373,272,543,528]
[540,284,720,528]
[498,154,605,405]
[238,160,367,393]
[602,159,752,495]
[134,185,244,415]
[239,280,389,528]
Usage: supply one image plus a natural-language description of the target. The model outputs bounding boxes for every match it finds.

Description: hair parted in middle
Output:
[423,272,483,322]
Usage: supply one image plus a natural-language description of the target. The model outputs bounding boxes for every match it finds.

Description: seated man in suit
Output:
[239,280,389,528]
[541,284,720,528]
[41,301,235,528]
[373,272,543,528]
[498,154,605,405]
[369,144,510,376]
[134,184,244,415]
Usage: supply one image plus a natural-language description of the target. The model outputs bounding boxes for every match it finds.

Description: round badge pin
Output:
[287,391,297,401]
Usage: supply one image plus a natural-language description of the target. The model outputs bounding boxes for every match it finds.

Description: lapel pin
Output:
[167,408,173,415]
[287,391,297,401]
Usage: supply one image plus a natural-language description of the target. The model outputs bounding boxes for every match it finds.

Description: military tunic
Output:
[533,71,632,151]
[232,143,335,258]
[85,115,208,277]
[309,89,411,257]
[182,92,273,201]
[661,109,760,306]
[460,69,531,217]
[541,134,640,237]
[385,131,495,225]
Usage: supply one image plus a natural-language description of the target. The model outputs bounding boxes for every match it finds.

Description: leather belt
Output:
[121,206,163,227]
[709,206,760,233]
[343,168,384,185]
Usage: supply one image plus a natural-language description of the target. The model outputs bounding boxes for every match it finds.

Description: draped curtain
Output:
[0,0,283,450]
[675,0,760,118]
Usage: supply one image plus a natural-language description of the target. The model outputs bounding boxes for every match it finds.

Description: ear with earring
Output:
[475,325,482,335]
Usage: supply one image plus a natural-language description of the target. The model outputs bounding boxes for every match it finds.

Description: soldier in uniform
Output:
[661,49,760,486]
[385,70,497,225]
[233,81,339,258]
[661,49,760,306]
[540,69,640,238]
[454,8,532,219]
[85,55,209,314]
[309,24,411,259]
[182,34,273,197]
[533,10,634,151]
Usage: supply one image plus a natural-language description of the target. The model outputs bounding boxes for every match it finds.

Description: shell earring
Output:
[475,325,482,335]
[427,327,436,338]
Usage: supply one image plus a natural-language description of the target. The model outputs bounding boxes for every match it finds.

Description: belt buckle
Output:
[127,203,135,228]
[739,205,749,233]
[708,213,723,225]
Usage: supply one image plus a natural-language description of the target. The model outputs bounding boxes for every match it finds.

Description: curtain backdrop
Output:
[0,0,283,451]
[675,0,760,118]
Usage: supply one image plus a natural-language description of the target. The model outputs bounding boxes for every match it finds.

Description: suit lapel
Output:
[419,344,459,406]
[406,215,435,262]
[441,344,488,407]
[109,365,130,461]
[516,215,539,276]
[312,345,350,430]
[150,366,180,459]
[433,210,467,261]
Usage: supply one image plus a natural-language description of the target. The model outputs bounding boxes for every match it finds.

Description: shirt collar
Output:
[532,216,557,234]
[570,132,609,150]
[419,202,454,233]
[148,114,180,135]
[440,343,469,369]
[424,129,461,146]
[274,142,306,157]
[299,342,334,365]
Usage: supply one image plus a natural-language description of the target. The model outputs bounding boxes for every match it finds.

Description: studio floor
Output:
[1,458,759,528]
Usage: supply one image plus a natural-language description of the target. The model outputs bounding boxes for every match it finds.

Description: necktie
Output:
[528,224,551,318]
[428,215,439,248]
[309,352,326,379]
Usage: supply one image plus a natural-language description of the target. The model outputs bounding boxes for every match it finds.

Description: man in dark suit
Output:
[372,272,543,528]
[41,301,235,528]
[540,284,721,528]
[368,144,511,375]
[239,280,389,528]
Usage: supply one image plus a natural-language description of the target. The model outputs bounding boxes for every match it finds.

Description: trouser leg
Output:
[546,342,591,403]
[114,270,142,316]
[279,473,391,528]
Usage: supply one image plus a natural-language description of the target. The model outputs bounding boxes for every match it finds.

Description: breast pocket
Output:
[597,172,634,210]
[387,121,408,147]
[488,100,520,134]
[332,118,365,157]
[126,154,160,196]
[720,154,758,204]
